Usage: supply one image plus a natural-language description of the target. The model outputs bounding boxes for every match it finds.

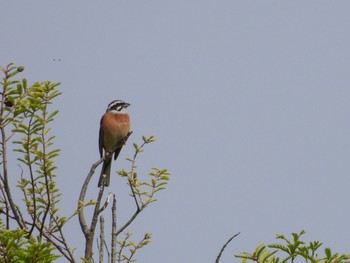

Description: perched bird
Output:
[98,100,131,187]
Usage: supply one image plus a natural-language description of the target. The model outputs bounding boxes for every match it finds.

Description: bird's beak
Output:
[124,103,131,108]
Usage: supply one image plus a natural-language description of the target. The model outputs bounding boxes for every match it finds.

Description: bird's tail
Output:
[98,158,112,187]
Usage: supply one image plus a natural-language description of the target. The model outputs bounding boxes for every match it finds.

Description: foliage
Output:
[235,230,350,263]
[118,135,170,210]
[0,63,66,261]
[0,219,59,263]
[116,232,152,263]
[112,135,170,262]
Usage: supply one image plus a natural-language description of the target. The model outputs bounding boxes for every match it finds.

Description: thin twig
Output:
[39,93,52,239]
[128,178,140,211]
[16,123,37,237]
[111,195,117,263]
[115,205,144,237]
[115,139,154,238]
[50,213,76,261]
[99,216,104,263]
[78,157,105,235]
[0,178,10,228]
[90,184,105,236]
[83,181,105,260]
[127,140,148,210]
[215,232,240,263]
[98,192,112,214]
[24,116,38,238]
[104,239,110,263]
[40,226,76,262]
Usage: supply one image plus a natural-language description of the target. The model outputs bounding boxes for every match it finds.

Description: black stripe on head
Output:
[107,100,130,112]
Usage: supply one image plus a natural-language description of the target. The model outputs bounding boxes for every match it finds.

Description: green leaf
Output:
[133,143,139,152]
[151,179,156,187]
[325,247,331,259]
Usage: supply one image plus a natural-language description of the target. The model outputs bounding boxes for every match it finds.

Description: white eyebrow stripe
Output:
[108,100,124,109]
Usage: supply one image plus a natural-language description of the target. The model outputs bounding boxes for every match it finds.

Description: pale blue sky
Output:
[2,1,350,262]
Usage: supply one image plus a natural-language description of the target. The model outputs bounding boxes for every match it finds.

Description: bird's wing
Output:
[113,146,122,161]
[99,119,104,158]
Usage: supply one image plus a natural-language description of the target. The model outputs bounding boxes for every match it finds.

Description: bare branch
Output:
[104,239,110,263]
[49,214,76,261]
[78,156,104,236]
[22,116,38,238]
[37,104,51,239]
[127,141,148,209]
[99,216,104,263]
[111,195,117,263]
[78,131,133,261]
[115,206,143,237]
[0,180,10,228]
[98,192,112,214]
[215,232,240,263]
[78,131,133,236]
[127,178,140,211]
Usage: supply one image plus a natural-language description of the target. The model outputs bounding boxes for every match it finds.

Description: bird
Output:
[98,100,131,187]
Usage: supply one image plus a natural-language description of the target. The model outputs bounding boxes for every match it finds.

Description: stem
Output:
[0,184,9,228]
[40,226,76,263]
[127,141,148,210]
[85,184,105,260]
[78,156,106,261]
[0,74,25,230]
[25,116,37,237]
[39,93,51,239]
[111,195,117,263]
[99,216,104,263]
[50,213,76,262]
[78,157,105,236]
[115,206,143,237]
[215,232,240,263]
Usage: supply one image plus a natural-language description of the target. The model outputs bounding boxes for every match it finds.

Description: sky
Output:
[2,1,350,262]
